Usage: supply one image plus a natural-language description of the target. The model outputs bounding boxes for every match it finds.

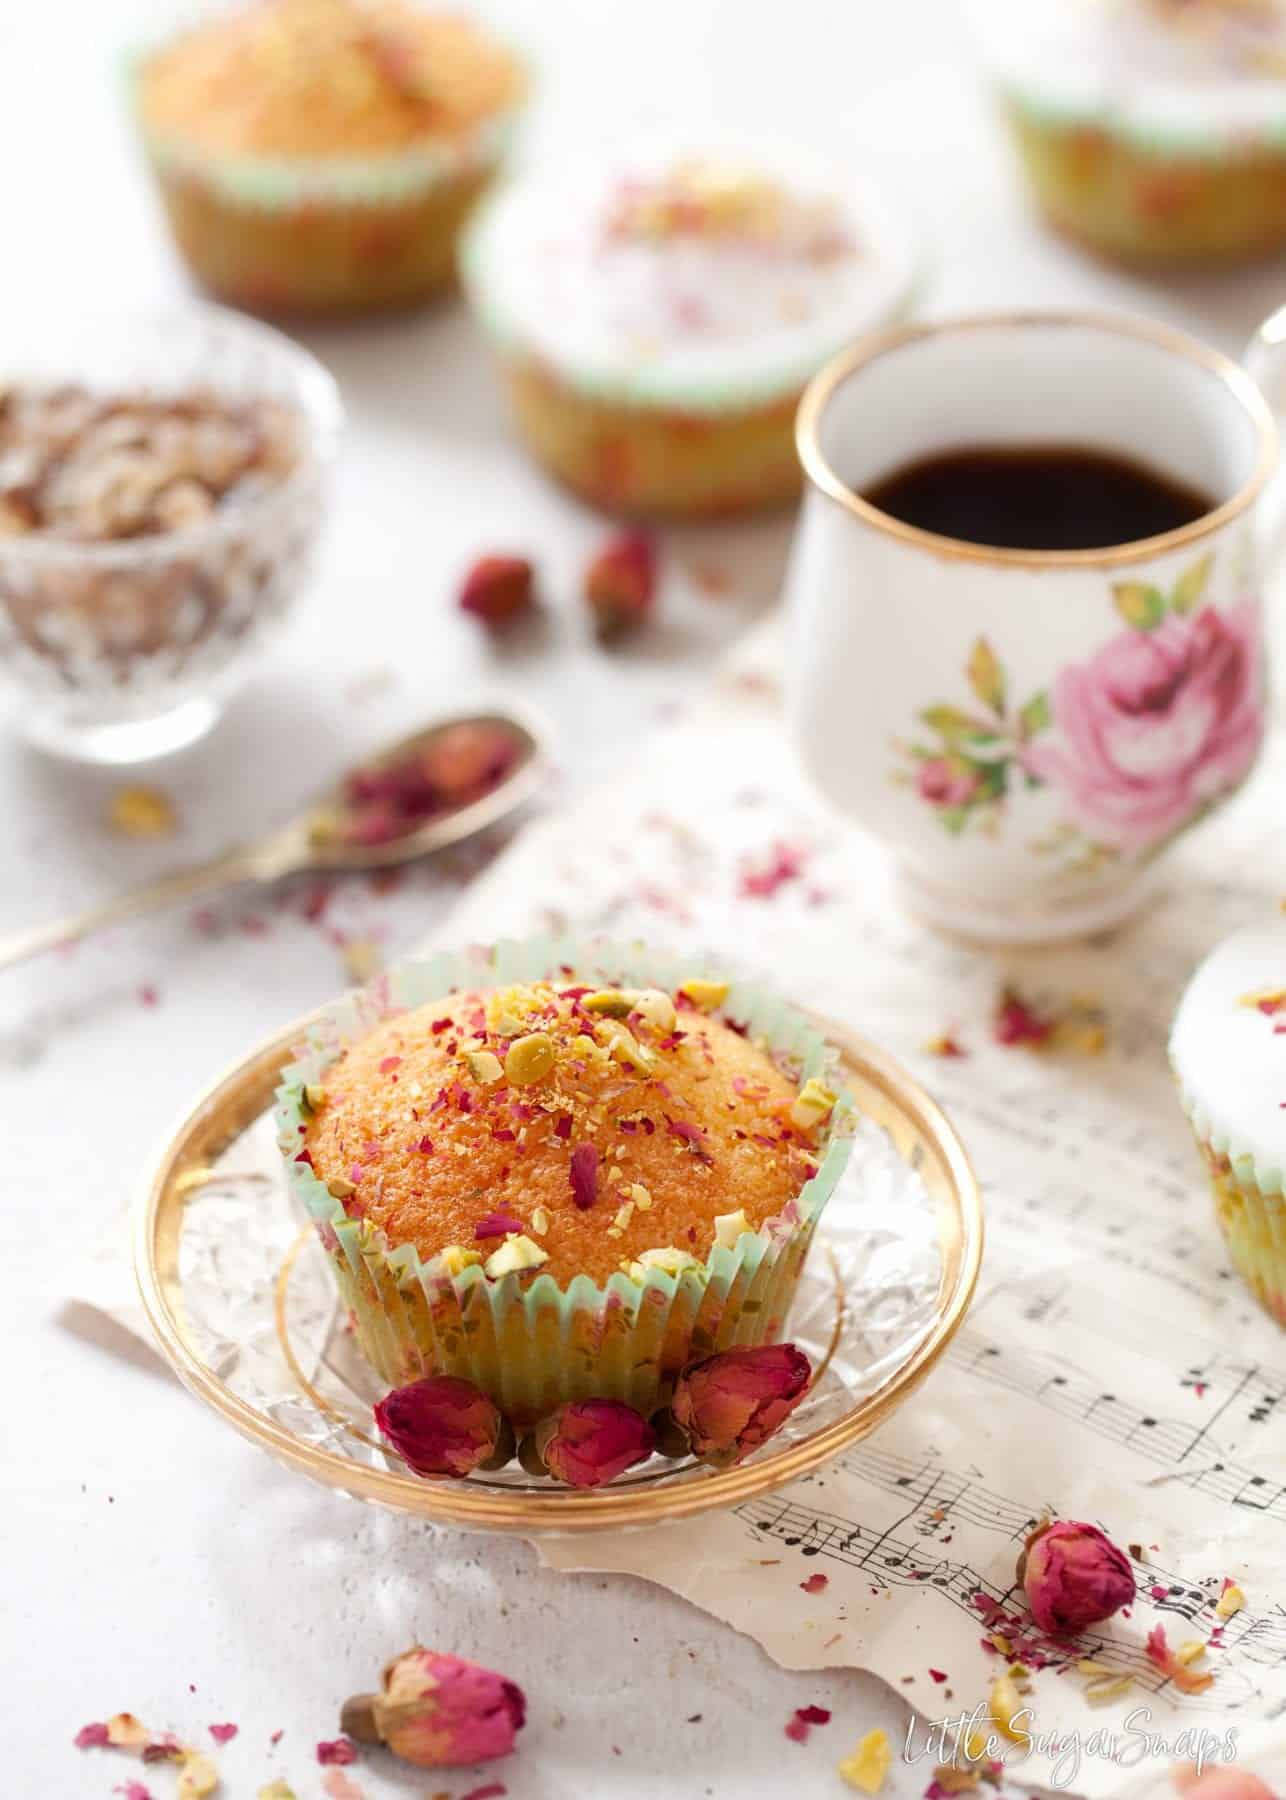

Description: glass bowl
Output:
[134,1007,983,1535]
[0,306,341,762]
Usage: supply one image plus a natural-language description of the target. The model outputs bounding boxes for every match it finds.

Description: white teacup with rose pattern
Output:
[786,310,1275,944]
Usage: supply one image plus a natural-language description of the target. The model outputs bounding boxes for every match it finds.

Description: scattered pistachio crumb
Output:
[326,1176,356,1199]
[1216,1582,1245,1619]
[484,1233,549,1278]
[1085,1675,1134,1705]
[584,989,637,1018]
[680,977,729,1011]
[837,1729,892,1794]
[632,987,677,1033]
[988,1673,1026,1741]
[790,1076,837,1131]
[628,1183,653,1210]
[505,1031,555,1085]
[465,1048,504,1084]
[613,1200,635,1231]
[303,1083,327,1112]
[531,1206,550,1236]
[441,1244,483,1276]
[714,1208,750,1248]
[1175,1641,1207,1667]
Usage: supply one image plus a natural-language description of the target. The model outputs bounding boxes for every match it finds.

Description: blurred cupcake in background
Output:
[461,139,916,517]
[131,0,527,315]
[978,0,1286,263]
[1170,921,1286,1329]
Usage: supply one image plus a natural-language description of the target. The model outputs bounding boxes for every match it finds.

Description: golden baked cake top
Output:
[300,977,837,1285]
[139,0,525,159]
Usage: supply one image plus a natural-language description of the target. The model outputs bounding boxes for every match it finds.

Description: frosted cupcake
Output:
[461,140,915,517]
[1170,921,1286,1327]
[132,0,527,315]
[980,0,1286,262]
[276,939,853,1425]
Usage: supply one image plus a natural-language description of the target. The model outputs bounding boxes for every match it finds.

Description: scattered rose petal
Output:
[75,1722,110,1749]
[585,531,656,634]
[113,1783,154,1800]
[570,1141,599,1209]
[800,1573,828,1595]
[321,1773,366,1800]
[785,1705,831,1743]
[317,1736,358,1765]
[208,1723,238,1745]
[1146,1624,1215,1694]
[460,1785,507,1800]
[459,554,535,626]
[924,1033,967,1059]
[929,1668,948,1683]
[739,841,807,899]
[473,1211,525,1240]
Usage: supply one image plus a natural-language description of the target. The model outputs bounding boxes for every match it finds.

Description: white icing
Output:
[1169,921,1286,1179]
[974,0,1286,141]
[462,136,916,412]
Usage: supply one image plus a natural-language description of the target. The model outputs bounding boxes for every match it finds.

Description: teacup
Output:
[785,310,1276,944]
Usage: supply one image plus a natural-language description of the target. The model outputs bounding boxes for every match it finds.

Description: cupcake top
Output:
[980,0,1286,143]
[463,139,915,412]
[299,976,837,1285]
[1170,922,1286,1185]
[138,0,524,160]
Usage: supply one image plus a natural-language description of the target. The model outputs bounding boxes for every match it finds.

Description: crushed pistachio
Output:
[1216,1582,1245,1619]
[632,987,677,1034]
[1175,1640,1207,1666]
[440,1244,483,1276]
[680,977,729,1011]
[465,1048,504,1084]
[531,1205,550,1236]
[258,1783,299,1800]
[178,1751,220,1799]
[627,1182,653,1210]
[1239,987,1286,1013]
[988,1673,1026,1741]
[505,1031,555,1085]
[613,1201,635,1232]
[714,1208,750,1248]
[584,988,637,1018]
[486,984,540,1035]
[602,1021,658,1072]
[790,1076,837,1131]
[572,1032,608,1062]
[635,1246,702,1275]
[484,1233,549,1278]
[837,1729,892,1794]
[303,1083,328,1112]
[327,1176,357,1199]
[1085,1675,1134,1705]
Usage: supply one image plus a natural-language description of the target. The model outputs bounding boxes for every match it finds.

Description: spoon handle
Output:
[0,845,273,971]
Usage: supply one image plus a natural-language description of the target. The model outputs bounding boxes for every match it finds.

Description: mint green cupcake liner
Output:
[275,933,855,1426]
[1175,1081,1286,1329]
[998,77,1286,160]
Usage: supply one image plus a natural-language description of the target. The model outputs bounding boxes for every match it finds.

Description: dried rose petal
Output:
[1145,1624,1215,1695]
[459,555,535,625]
[375,1377,507,1478]
[671,1343,811,1465]
[993,986,1054,1048]
[342,1647,525,1770]
[316,1738,357,1765]
[536,1398,655,1487]
[208,1724,238,1745]
[1018,1519,1135,1634]
[569,1141,599,1209]
[585,532,656,634]
[473,1212,525,1240]
[75,1722,111,1749]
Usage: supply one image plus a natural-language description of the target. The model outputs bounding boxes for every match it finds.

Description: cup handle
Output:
[1244,306,1286,568]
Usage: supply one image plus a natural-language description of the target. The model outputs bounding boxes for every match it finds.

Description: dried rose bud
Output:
[585,531,656,634]
[374,1376,514,1477]
[1017,1519,1136,1635]
[533,1398,655,1487]
[458,555,535,625]
[341,1647,525,1770]
[671,1343,811,1466]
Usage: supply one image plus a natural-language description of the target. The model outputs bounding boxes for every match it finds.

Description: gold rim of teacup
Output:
[795,309,1277,571]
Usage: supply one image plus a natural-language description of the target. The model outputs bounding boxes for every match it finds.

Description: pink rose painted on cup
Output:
[917,755,982,809]
[1025,599,1263,852]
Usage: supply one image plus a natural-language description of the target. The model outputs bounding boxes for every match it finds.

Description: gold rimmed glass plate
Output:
[134,1011,983,1534]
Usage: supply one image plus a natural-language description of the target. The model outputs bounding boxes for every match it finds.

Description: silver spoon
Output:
[0,708,547,971]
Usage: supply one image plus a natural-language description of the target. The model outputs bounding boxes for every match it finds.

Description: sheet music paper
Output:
[426,625,1286,1796]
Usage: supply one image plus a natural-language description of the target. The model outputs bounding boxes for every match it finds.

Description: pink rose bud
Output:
[671,1343,811,1465]
[1017,1519,1136,1634]
[585,531,656,634]
[459,554,536,625]
[374,1376,513,1478]
[341,1647,525,1770]
[535,1398,655,1487]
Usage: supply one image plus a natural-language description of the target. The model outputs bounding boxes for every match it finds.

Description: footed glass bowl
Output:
[134,1009,982,1534]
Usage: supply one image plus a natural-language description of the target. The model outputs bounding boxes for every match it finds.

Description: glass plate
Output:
[134,1009,983,1534]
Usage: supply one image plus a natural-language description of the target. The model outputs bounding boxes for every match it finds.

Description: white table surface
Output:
[5,3,1286,1795]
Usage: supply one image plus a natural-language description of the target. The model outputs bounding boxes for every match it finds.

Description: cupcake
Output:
[131,0,527,315]
[276,938,853,1428]
[1170,922,1286,1327]
[980,0,1286,263]
[461,140,916,517]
